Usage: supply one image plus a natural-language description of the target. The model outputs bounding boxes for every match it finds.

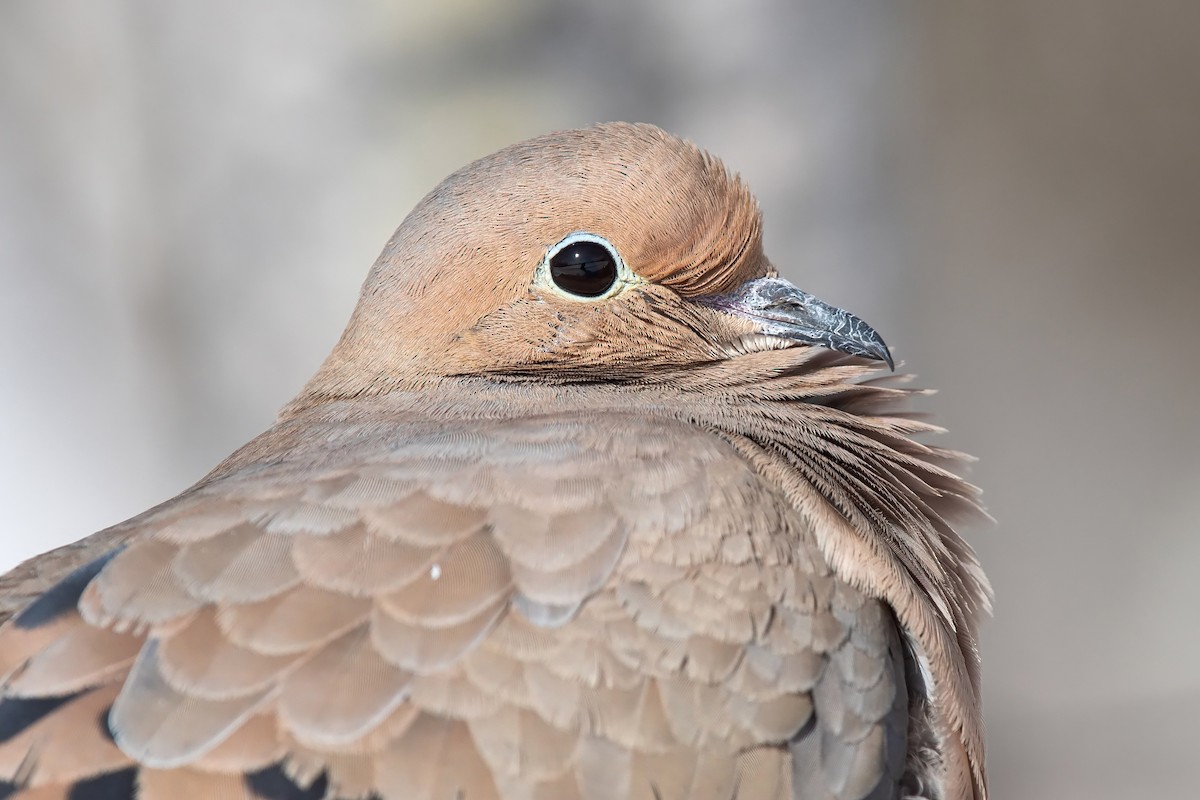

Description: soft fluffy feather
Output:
[0,122,989,800]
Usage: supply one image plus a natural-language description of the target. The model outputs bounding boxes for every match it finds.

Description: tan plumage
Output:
[0,123,990,800]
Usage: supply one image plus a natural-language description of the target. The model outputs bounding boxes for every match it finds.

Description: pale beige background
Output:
[2,2,1197,798]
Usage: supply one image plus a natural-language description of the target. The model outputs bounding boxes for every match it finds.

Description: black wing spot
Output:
[13,548,123,630]
[66,767,137,800]
[0,691,85,744]
[246,764,330,800]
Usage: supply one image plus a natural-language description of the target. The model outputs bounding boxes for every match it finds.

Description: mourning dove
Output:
[0,123,990,800]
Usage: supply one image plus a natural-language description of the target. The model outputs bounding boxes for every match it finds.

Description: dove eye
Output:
[544,233,623,299]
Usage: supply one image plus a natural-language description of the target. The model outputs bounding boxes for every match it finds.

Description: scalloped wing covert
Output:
[0,413,907,800]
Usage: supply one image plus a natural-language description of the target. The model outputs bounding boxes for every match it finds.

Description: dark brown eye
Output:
[549,238,619,297]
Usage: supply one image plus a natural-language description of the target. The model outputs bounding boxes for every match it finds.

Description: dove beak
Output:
[699,277,894,370]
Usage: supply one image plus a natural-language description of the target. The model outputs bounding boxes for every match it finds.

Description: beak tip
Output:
[870,340,896,372]
[856,339,894,371]
[838,317,894,372]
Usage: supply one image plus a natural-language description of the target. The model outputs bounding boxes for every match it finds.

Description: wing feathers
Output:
[157,611,299,701]
[376,532,512,626]
[171,527,299,605]
[277,627,411,749]
[0,401,973,798]
[371,597,506,673]
[5,625,140,698]
[291,525,436,596]
[374,713,499,800]
[110,642,269,769]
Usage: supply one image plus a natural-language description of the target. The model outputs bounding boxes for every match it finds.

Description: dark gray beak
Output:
[700,277,894,370]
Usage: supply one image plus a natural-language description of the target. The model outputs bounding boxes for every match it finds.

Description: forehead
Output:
[399,123,765,298]
[369,123,768,314]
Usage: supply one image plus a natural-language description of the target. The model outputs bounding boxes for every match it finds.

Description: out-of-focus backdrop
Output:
[2,2,1197,797]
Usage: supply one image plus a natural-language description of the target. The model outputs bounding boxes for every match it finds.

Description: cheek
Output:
[458,293,678,376]
[454,289,729,377]
[454,297,581,370]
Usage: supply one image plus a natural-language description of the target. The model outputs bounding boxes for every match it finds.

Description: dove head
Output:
[298,122,891,403]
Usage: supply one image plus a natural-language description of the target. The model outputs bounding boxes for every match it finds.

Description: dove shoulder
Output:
[1,380,914,800]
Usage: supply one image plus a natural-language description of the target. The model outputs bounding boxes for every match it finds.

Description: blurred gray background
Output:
[2,2,1197,797]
